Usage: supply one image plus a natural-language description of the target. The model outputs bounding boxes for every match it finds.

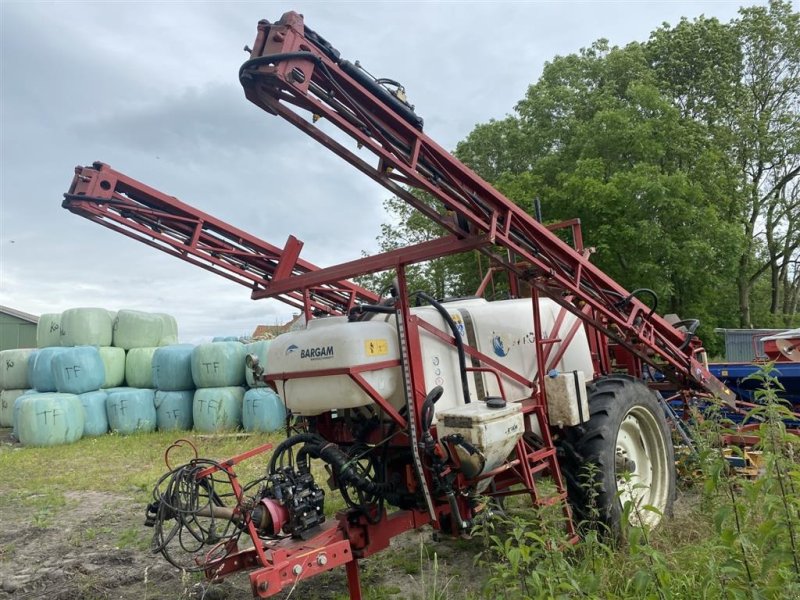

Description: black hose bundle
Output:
[148,459,266,571]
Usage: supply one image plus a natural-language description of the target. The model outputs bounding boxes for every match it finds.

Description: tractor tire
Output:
[559,375,675,534]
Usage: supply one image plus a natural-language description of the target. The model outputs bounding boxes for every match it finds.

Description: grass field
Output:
[2,390,800,600]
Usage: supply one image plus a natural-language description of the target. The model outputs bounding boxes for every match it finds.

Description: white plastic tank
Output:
[266,298,594,416]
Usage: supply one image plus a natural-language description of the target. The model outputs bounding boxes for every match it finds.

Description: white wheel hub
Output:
[614,405,670,527]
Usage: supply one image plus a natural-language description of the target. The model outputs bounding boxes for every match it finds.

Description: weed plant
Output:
[474,365,800,599]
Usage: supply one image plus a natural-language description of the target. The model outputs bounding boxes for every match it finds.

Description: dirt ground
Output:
[0,430,484,600]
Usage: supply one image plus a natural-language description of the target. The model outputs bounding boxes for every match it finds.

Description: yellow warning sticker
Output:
[365,339,389,356]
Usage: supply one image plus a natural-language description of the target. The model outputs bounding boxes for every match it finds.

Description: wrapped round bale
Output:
[243,388,286,433]
[212,336,241,342]
[157,314,179,346]
[193,387,244,432]
[37,313,61,348]
[31,347,68,392]
[79,390,109,436]
[113,310,163,350]
[191,342,246,388]
[155,390,193,431]
[12,390,38,438]
[125,347,158,389]
[244,340,271,388]
[60,308,113,347]
[0,348,36,390]
[52,346,105,395]
[106,388,156,434]
[1,388,27,427]
[17,392,84,447]
[26,349,40,390]
[98,346,126,388]
[152,345,195,391]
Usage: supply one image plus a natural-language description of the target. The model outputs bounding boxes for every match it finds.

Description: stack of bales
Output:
[0,348,37,433]
[15,308,117,446]
[242,339,285,433]
[152,344,195,431]
[106,310,178,434]
[191,341,247,432]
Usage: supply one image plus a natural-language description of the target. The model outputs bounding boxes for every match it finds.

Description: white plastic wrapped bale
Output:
[244,340,272,388]
[59,308,113,347]
[31,347,68,392]
[191,342,246,388]
[106,388,156,434]
[51,346,106,395]
[193,387,244,432]
[156,313,179,346]
[0,389,27,427]
[242,388,286,433]
[98,347,126,388]
[125,347,158,389]
[0,348,36,390]
[155,390,194,431]
[12,390,37,439]
[79,390,109,436]
[112,310,163,350]
[152,345,195,391]
[17,392,84,447]
[37,313,62,348]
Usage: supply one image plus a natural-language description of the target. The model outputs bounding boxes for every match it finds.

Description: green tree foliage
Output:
[365,1,800,346]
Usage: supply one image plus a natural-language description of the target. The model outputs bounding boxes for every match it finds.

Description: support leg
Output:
[346,559,362,600]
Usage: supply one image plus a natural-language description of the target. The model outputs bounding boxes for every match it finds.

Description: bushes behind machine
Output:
[475,378,800,599]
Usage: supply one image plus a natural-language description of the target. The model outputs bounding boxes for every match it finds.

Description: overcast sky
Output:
[0,0,766,343]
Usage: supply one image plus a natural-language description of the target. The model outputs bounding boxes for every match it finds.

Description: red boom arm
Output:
[236,11,731,400]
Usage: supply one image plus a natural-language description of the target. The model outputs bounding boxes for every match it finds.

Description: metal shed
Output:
[0,305,38,350]
[714,328,786,363]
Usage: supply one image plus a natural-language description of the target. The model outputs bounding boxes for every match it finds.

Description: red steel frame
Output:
[238,11,732,402]
[63,162,378,316]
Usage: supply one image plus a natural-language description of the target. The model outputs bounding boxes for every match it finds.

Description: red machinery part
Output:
[237,11,732,402]
[63,162,379,317]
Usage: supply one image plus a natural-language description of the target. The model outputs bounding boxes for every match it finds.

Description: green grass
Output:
[0,430,285,500]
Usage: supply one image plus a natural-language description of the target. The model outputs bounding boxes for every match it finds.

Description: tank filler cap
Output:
[485,397,506,409]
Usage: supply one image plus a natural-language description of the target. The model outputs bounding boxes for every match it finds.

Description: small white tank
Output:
[266,298,594,416]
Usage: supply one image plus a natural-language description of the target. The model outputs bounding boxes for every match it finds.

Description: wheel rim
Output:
[615,405,670,527]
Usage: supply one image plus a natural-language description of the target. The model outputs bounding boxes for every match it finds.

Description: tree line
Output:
[359,1,799,355]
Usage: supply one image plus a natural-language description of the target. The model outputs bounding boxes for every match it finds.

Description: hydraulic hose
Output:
[415,291,471,405]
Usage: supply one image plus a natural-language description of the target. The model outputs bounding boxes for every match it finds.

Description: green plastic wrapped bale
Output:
[0,348,36,390]
[113,310,163,350]
[152,345,195,391]
[157,314,179,346]
[98,346,126,388]
[79,390,109,436]
[242,388,286,433]
[26,350,40,389]
[244,340,272,388]
[17,392,84,447]
[31,347,68,392]
[0,388,26,427]
[125,347,158,389]
[12,390,37,438]
[52,346,106,394]
[155,390,193,431]
[37,313,62,348]
[193,387,244,432]
[191,342,246,388]
[60,308,113,347]
[106,388,156,434]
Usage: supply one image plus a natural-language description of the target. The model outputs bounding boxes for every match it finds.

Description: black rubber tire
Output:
[558,375,676,534]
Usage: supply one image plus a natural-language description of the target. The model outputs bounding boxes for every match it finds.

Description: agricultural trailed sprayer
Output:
[62,11,738,599]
